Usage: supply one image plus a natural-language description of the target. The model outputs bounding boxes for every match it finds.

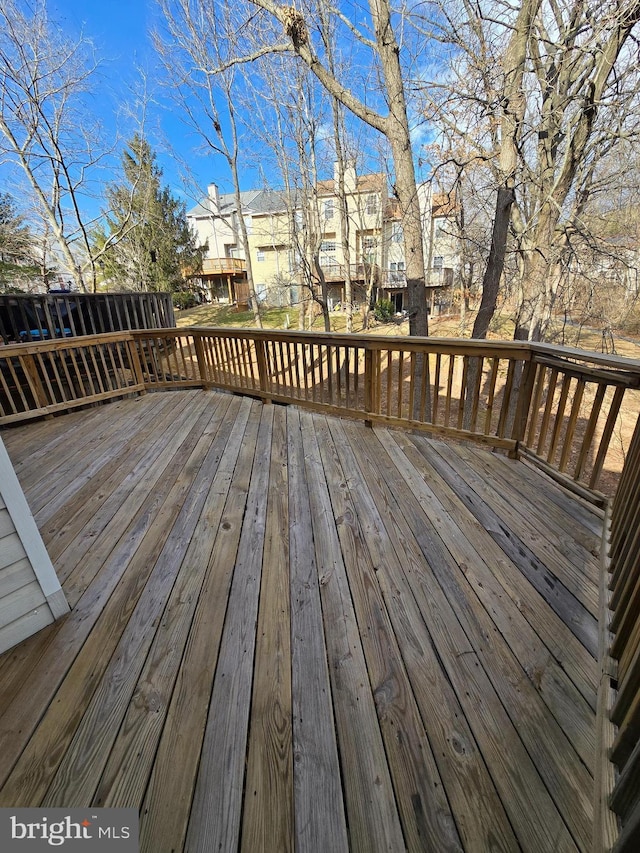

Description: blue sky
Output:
[48,0,211,204]
[3,1,431,226]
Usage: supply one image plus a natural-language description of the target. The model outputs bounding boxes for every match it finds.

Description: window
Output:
[320,241,336,253]
[366,194,378,216]
[389,261,405,283]
[433,256,444,270]
[256,250,265,262]
[392,223,403,243]
[324,199,334,220]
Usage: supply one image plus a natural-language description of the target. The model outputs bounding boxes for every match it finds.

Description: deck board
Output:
[0,389,600,852]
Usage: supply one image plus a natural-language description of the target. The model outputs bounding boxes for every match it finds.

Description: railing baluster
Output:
[444,355,455,427]
[484,358,497,435]
[536,368,559,455]
[458,356,469,431]
[590,386,626,490]
[432,353,441,424]
[395,351,403,419]
[526,364,547,447]
[559,378,585,472]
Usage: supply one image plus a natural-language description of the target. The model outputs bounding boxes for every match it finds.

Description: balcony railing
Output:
[1,325,640,849]
[380,268,454,289]
[319,262,379,282]
[200,257,247,276]
[382,270,408,288]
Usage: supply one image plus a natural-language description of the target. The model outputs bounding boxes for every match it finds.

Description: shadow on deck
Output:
[0,389,601,852]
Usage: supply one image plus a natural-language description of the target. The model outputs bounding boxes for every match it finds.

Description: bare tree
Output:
[187,0,430,336]
[155,0,263,326]
[0,0,116,291]
[419,0,640,340]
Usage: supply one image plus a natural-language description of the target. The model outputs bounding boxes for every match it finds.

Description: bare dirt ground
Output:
[177,303,640,497]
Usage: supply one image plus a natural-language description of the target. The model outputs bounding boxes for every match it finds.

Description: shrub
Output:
[172,291,199,310]
[373,298,394,323]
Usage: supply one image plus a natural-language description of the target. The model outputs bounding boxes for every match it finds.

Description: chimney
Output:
[333,161,357,194]
[207,183,219,212]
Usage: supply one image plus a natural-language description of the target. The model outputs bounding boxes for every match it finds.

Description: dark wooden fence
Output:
[0,292,175,345]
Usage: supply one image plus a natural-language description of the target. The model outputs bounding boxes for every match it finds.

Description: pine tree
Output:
[0,193,40,290]
[95,135,201,292]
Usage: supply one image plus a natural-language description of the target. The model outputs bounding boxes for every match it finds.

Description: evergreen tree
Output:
[0,193,40,290]
[95,135,201,291]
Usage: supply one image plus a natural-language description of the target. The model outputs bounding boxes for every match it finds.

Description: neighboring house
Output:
[186,184,252,305]
[313,167,387,309]
[186,168,461,314]
[246,190,299,307]
[383,187,460,315]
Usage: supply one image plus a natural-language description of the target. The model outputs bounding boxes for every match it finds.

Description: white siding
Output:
[0,437,69,654]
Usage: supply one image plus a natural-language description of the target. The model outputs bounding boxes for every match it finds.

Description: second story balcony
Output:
[319,260,380,283]
[382,269,408,288]
[200,257,247,277]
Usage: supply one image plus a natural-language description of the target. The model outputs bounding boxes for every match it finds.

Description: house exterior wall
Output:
[0,437,69,654]
[316,168,386,270]
[247,209,293,304]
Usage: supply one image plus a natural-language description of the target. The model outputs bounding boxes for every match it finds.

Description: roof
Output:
[432,192,458,217]
[187,190,258,219]
[187,188,299,220]
[316,172,387,197]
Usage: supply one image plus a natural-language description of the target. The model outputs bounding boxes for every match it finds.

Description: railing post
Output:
[20,352,50,413]
[364,348,376,425]
[126,335,146,393]
[509,354,537,458]
[193,332,211,388]
[255,337,271,403]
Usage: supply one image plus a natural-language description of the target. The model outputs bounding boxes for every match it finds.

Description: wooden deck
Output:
[0,389,602,852]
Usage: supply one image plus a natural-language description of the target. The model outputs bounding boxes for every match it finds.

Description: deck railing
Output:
[2,327,639,501]
[598,412,640,852]
[2,325,640,848]
[200,257,247,276]
[0,334,145,424]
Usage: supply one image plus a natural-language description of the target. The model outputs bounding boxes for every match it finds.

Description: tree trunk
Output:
[231,173,262,329]
[251,0,430,335]
[472,186,515,339]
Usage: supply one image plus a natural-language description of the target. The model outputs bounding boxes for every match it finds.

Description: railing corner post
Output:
[510,356,537,452]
